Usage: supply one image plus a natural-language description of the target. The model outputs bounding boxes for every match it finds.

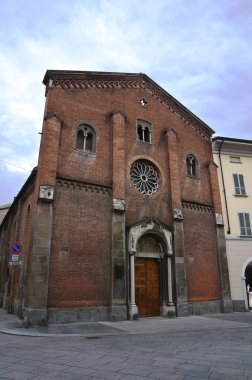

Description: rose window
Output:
[130,161,159,195]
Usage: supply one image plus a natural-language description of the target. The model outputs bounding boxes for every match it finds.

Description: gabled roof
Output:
[43,70,214,139]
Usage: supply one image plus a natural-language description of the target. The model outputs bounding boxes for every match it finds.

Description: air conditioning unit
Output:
[39,186,54,201]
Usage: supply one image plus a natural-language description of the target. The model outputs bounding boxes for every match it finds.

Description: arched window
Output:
[186,154,198,178]
[136,119,152,144]
[75,123,96,153]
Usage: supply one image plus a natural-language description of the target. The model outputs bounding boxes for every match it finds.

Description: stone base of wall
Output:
[13,298,23,318]
[2,296,10,311]
[176,302,189,317]
[47,307,110,324]
[23,308,47,326]
[188,300,222,315]
[109,305,127,322]
[25,300,239,325]
[221,299,233,313]
[232,300,246,312]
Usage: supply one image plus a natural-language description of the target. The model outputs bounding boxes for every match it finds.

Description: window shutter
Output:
[233,174,246,195]
[245,213,251,235]
[239,213,245,235]
[233,174,240,194]
[239,175,246,195]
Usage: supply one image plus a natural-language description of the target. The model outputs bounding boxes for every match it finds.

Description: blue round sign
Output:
[10,242,23,254]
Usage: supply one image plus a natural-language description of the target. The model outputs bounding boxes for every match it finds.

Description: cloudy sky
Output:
[0,0,252,205]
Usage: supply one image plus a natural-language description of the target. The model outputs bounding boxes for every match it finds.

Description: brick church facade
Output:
[0,71,232,324]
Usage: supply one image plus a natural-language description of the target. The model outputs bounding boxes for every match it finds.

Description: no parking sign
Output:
[10,242,23,254]
[10,242,22,266]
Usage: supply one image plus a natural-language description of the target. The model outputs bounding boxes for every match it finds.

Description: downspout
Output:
[218,139,231,234]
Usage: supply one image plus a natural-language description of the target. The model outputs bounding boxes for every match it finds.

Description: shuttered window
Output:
[233,174,246,195]
[238,213,252,236]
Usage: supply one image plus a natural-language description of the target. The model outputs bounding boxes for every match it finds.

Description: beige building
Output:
[213,137,252,311]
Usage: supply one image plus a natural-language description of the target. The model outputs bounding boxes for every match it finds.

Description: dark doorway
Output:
[245,263,252,309]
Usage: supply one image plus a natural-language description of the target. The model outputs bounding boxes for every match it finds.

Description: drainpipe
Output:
[218,139,231,235]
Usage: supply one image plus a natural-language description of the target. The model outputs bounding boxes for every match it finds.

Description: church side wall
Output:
[0,175,35,315]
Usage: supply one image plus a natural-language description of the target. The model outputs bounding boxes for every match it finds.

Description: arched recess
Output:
[242,257,252,311]
[128,218,175,319]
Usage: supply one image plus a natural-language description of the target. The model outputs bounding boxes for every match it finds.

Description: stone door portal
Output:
[128,219,175,320]
[135,258,160,317]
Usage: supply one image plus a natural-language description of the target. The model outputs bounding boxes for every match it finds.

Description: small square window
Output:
[230,156,241,163]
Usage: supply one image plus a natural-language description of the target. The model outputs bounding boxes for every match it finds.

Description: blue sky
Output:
[0,0,252,205]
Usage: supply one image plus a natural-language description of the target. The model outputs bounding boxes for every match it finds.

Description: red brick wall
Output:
[47,183,112,308]
[183,207,220,301]
[45,86,176,227]
[179,130,213,205]
[112,111,126,199]
[45,88,113,186]
[37,115,62,187]
[45,86,214,207]
[208,161,223,214]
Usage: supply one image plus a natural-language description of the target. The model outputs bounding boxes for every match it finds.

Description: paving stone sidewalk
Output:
[1,308,252,337]
[0,309,252,379]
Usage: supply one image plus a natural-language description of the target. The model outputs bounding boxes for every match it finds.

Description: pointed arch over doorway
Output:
[128,219,175,319]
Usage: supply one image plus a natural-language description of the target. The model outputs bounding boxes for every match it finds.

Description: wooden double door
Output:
[135,258,160,317]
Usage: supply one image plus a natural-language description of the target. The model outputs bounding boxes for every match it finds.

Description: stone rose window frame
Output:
[130,160,159,195]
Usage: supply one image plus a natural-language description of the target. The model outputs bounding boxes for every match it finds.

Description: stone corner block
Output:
[222,299,233,313]
[23,308,48,326]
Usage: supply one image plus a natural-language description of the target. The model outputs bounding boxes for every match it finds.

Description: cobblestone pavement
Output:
[0,309,252,379]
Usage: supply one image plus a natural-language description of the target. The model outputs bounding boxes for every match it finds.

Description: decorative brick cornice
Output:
[43,70,213,141]
[56,177,111,195]
[182,201,213,213]
[49,78,147,94]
